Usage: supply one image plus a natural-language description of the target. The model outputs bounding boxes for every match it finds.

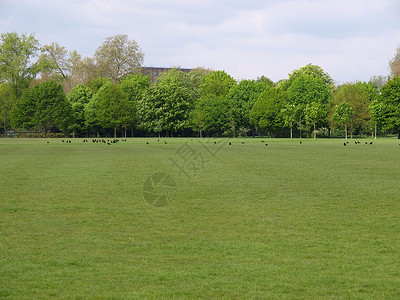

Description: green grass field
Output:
[1,137,399,299]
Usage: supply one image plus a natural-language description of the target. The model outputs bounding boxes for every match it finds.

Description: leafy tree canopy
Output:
[249,86,286,134]
[200,70,236,97]
[12,81,72,135]
[0,32,41,98]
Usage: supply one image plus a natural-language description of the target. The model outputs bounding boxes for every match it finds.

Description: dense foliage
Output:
[1,32,400,138]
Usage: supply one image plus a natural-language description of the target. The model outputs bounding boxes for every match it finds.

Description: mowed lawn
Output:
[0,137,399,299]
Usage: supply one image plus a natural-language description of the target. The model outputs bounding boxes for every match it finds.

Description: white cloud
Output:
[1,0,399,83]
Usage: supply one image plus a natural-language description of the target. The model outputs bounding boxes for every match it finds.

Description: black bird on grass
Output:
[300,141,302,144]
[365,142,368,144]
[146,142,149,144]
[261,140,264,143]
[344,142,347,146]
[370,142,373,144]
[214,141,216,144]
[164,141,167,144]
[229,142,231,145]
[62,140,65,143]
[241,142,245,144]
[265,143,268,146]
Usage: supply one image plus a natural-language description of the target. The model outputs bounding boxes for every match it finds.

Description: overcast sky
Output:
[1,0,399,84]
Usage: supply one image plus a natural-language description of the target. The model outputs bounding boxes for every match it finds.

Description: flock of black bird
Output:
[59,138,128,145]
[343,140,373,146]
[47,138,381,147]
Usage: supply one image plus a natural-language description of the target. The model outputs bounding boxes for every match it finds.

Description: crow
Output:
[164,141,167,144]
[261,140,264,143]
[146,142,149,144]
[229,142,231,145]
[344,142,347,146]
[214,141,216,144]
[370,142,373,144]
[365,142,368,144]
[265,144,268,146]
[62,140,65,142]
[241,142,245,144]
[300,141,302,144]
[46,141,49,144]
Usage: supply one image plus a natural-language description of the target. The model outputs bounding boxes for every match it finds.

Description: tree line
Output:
[1,32,400,138]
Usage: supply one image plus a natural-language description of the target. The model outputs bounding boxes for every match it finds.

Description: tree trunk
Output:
[374,122,377,139]
[114,127,116,138]
[290,123,293,140]
[313,121,316,139]
[73,130,75,139]
[131,127,134,137]
[345,125,347,140]
[124,127,127,138]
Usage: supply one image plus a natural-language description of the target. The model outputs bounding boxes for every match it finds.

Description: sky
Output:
[1,0,399,84]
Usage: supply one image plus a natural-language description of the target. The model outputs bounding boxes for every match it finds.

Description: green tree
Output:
[200,70,236,97]
[376,76,400,137]
[12,81,72,136]
[157,68,206,103]
[281,103,298,140]
[94,34,144,83]
[0,32,41,98]
[369,100,385,139]
[87,77,111,94]
[138,77,192,137]
[331,102,353,139]
[228,79,269,132]
[67,84,93,137]
[85,82,112,137]
[190,107,206,138]
[281,64,334,91]
[304,102,327,139]
[0,83,17,132]
[256,75,275,87]
[120,74,151,136]
[192,95,233,136]
[287,74,331,138]
[249,86,286,137]
[97,83,132,138]
[331,83,371,138]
